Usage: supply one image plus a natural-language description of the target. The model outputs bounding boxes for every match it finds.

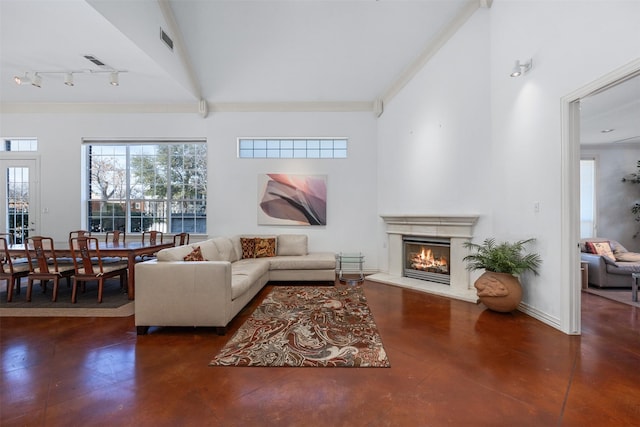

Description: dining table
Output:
[8,240,175,300]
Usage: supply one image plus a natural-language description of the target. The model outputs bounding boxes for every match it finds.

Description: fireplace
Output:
[368,215,479,303]
[403,236,450,284]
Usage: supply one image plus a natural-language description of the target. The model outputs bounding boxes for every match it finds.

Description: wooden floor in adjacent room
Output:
[1,279,638,426]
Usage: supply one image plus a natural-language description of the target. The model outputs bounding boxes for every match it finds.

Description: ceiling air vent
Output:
[83,55,107,67]
[160,27,174,51]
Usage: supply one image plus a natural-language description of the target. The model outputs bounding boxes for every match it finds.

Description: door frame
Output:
[0,154,41,239]
[561,58,640,335]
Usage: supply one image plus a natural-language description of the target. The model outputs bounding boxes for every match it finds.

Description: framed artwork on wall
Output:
[258,174,327,226]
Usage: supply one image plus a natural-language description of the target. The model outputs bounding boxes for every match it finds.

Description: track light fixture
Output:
[31,73,42,88]
[510,59,533,77]
[12,69,126,88]
[13,73,30,85]
[64,72,74,86]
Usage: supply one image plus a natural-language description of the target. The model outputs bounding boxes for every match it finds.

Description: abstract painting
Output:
[258,174,327,225]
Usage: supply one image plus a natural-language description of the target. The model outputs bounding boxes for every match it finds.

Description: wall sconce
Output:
[510,59,533,77]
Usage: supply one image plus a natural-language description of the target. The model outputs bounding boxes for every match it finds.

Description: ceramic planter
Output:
[474,271,523,312]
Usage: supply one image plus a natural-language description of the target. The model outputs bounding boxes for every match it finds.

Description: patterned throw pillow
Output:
[585,241,615,262]
[240,237,256,259]
[255,237,276,258]
[183,246,205,261]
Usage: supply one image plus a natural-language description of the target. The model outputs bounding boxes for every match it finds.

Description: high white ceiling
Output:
[0,0,469,105]
[1,0,638,145]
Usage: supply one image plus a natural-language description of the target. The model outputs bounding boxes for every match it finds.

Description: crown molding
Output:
[0,101,374,114]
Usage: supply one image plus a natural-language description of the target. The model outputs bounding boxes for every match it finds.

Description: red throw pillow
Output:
[183,246,205,261]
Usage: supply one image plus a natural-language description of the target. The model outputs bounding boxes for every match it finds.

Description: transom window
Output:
[2,138,38,151]
[238,138,347,158]
[84,141,207,234]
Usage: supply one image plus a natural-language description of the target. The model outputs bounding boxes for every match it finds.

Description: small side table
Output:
[632,273,639,303]
[337,252,365,283]
[581,262,589,289]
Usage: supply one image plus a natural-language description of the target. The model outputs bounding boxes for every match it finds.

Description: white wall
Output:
[378,0,640,332]
[490,0,640,326]
[0,111,379,269]
[377,10,493,274]
[582,144,640,252]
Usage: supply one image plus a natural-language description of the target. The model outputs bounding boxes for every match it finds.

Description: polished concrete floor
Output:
[1,279,638,426]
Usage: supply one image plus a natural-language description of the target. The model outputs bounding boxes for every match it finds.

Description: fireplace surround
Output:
[368,215,479,302]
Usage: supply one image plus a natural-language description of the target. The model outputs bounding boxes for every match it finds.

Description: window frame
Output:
[82,139,207,235]
[237,137,348,159]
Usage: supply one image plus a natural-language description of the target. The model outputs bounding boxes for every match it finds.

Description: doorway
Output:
[562,59,640,335]
[0,157,40,243]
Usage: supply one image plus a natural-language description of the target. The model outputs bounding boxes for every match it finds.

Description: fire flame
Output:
[410,247,449,274]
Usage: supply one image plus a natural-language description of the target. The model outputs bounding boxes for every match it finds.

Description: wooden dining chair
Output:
[0,236,31,302]
[69,230,91,240]
[140,231,165,261]
[24,236,75,302]
[173,232,190,246]
[142,231,164,245]
[105,230,126,244]
[69,236,128,303]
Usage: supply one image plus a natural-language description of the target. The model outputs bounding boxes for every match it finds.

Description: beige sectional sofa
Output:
[135,234,336,335]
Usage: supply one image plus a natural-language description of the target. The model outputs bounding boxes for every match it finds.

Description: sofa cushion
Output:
[615,252,640,263]
[157,244,197,262]
[268,253,336,270]
[255,237,276,258]
[183,246,205,261]
[212,237,239,262]
[199,240,221,261]
[277,234,308,256]
[240,237,256,259]
[231,259,270,299]
[606,262,640,275]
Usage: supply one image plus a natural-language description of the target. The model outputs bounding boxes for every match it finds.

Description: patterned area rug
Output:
[210,284,390,367]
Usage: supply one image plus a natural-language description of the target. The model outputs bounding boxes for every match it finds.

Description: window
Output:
[238,138,347,158]
[1,138,38,151]
[580,158,596,238]
[85,141,207,234]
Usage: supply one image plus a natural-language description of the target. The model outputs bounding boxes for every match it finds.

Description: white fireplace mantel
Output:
[369,214,480,303]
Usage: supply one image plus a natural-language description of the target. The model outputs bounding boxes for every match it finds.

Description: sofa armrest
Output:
[581,253,607,287]
[135,260,233,327]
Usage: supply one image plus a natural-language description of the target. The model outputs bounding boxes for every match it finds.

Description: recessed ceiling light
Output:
[601,128,615,133]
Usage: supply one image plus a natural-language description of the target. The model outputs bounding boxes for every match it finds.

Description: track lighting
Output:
[64,72,74,86]
[31,73,42,88]
[510,59,533,77]
[11,69,126,87]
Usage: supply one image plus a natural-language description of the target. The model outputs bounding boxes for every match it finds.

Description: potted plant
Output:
[463,238,542,312]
